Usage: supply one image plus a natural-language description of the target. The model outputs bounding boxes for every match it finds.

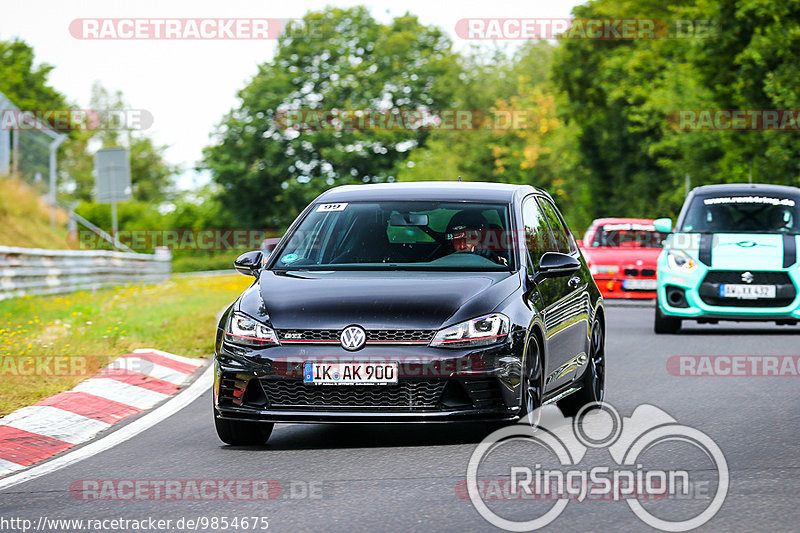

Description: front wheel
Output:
[558,318,605,417]
[654,303,682,334]
[214,416,274,445]
[520,335,544,427]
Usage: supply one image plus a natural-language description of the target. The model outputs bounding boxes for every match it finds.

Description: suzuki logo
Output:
[340,325,366,351]
[741,271,754,284]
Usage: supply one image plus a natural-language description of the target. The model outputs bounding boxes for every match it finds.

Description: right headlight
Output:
[224,312,279,347]
[666,249,698,272]
[430,313,510,348]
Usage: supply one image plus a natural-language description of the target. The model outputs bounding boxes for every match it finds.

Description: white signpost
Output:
[94,147,131,249]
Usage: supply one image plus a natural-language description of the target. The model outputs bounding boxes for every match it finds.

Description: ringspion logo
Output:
[465,403,728,531]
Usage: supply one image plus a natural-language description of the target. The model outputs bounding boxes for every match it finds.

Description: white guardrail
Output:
[0,246,171,300]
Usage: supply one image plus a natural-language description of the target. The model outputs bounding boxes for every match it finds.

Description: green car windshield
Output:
[271,201,514,271]
[681,194,800,235]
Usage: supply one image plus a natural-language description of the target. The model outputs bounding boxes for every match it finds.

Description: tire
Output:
[558,318,605,418]
[214,416,274,445]
[654,302,682,334]
[520,334,544,427]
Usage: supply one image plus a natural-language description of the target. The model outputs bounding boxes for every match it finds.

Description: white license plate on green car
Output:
[719,284,776,299]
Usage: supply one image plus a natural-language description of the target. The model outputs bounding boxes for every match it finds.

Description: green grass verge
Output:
[0,274,252,416]
[171,253,241,273]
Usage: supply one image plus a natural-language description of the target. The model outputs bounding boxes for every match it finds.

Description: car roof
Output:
[315,181,541,203]
[690,183,800,196]
[591,217,656,226]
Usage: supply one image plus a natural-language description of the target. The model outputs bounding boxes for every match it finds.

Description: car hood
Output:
[582,247,661,268]
[667,233,798,270]
[237,270,521,330]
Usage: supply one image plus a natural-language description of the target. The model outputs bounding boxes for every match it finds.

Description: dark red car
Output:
[580,218,666,299]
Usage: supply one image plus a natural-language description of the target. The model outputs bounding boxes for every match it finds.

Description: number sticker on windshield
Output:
[316,203,348,212]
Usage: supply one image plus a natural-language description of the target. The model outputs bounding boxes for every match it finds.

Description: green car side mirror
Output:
[654,218,673,234]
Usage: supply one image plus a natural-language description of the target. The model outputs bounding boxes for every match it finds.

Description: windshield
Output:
[680,194,800,234]
[590,223,665,248]
[271,201,514,271]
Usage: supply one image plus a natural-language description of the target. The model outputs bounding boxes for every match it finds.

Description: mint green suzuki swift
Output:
[653,183,800,333]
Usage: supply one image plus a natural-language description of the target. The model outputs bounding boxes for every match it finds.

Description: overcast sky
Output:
[0,0,584,190]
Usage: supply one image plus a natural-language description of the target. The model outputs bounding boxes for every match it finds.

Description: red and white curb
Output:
[0,349,204,477]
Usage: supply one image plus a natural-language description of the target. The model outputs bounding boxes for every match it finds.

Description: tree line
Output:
[3,0,799,241]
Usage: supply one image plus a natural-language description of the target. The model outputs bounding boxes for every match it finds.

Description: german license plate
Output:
[303,362,398,385]
[719,284,776,299]
[622,279,658,290]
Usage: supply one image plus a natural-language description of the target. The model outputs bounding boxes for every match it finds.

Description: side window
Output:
[522,197,555,267]
[537,198,577,254]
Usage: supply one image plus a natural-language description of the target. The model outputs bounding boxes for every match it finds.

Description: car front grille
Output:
[699,270,797,308]
[260,379,446,410]
[277,329,434,344]
[623,268,656,277]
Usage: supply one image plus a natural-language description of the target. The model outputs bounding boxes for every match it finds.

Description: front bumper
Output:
[213,341,524,423]
[657,266,800,321]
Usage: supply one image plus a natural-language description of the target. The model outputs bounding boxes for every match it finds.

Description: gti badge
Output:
[340,325,367,351]
[741,271,754,284]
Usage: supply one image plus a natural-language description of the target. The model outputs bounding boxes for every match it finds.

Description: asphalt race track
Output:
[1,302,798,532]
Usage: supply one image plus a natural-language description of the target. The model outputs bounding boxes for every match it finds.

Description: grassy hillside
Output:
[0,177,70,249]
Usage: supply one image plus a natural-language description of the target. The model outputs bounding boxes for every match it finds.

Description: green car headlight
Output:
[667,249,698,273]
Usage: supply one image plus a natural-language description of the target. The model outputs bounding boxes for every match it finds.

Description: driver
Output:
[446,210,507,266]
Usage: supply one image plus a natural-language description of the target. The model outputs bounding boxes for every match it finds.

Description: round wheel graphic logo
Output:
[465,403,728,532]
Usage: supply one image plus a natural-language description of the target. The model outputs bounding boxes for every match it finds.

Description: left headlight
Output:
[430,313,510,348]
[224,312,280,347]
[666,249,698,272]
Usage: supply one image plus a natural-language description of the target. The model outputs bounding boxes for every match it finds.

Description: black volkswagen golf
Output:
[213,182,605,444]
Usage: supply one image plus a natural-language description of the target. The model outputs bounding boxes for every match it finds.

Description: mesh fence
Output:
[0,91,65,195]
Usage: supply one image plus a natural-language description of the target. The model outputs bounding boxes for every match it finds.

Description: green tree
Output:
[399,41,593,227]
[0,39,66,111]
[685,0,800,186]
[203,6,460,229]
[552,0,800,221]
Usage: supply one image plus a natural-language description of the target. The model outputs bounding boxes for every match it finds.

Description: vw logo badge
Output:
[340,325,366,351]
[741,271,754,284]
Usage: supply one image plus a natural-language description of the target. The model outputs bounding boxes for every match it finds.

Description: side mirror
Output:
[654,218,673,234]
[234,250,264,277]
[530,252,581,285]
